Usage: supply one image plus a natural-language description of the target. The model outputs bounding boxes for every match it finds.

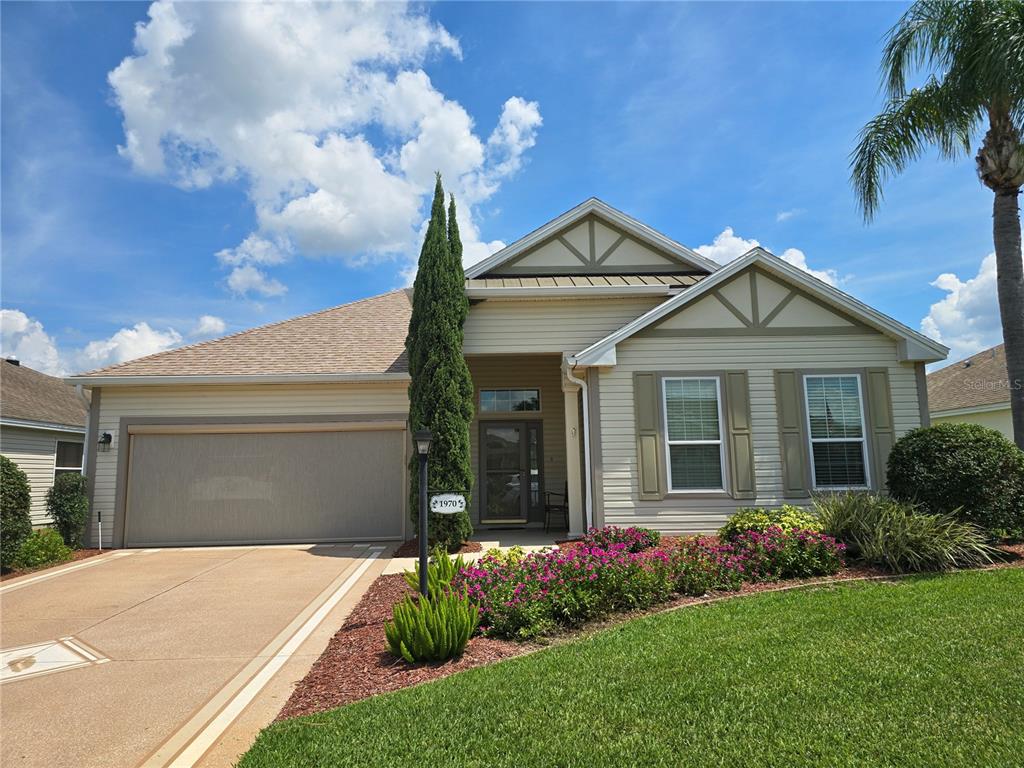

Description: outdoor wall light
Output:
[414,428,433,456]
[98,432,113,452]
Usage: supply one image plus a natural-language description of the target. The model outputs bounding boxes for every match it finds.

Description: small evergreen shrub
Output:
[1,456,33,570]
[887,423,1024,539]
[402,547,468,596]
[482,545,526,566]
[719,504,822,542]
[729,527,845,581]
[815,492,1000,573]
[579,525,661,552]
[13,529,72,569]
[47,473,89,548]
[384,589,479,663]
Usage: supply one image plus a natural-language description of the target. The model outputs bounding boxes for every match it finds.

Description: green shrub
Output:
[719,504,821,541]
[482,545,527,566]
[47,473,89,548]
[13,529,72,570]
[580,526,661,552]
[1,455,33,569]
[815,492,1000,573]
[384,589,480,663]
[403,547,468,597]
[670,537,745,595]
[887,423,1024,540]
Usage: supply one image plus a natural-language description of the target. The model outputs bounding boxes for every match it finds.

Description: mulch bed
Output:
[279,542,1023,722]
[391,538,483,557]
[0,548,104,582]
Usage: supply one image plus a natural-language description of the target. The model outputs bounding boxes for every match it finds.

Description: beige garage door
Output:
[124,429,405,546]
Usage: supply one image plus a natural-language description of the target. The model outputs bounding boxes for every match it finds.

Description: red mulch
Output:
[0,548,104,582]
[276,574,531,721]
[391,538,483,557]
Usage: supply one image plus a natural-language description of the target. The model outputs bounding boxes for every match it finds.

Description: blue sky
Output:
[0,1,1003,375]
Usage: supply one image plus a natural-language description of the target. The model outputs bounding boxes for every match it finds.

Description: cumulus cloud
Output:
[108,1,542,292]
[0,309,63,375]
[191,315,226,338]
[921,253,1004,362]
[78,323,183,369]
[695,227,839,286]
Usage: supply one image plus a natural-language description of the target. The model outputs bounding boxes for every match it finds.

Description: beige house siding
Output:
[464,297,663,355]
[466,355,567,526]
[1,426,84,526]
[932,407,1013,441]
[597,333,922,533]
[90,383,409,547]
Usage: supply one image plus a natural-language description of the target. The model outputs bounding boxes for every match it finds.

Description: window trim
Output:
[478,387,542,414]
[661,376,728,494]
[53,439,85,480]
[801,373,871,491]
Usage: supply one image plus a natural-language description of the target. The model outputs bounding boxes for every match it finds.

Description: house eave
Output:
[931,402,1011,419]
[465,285,678,300]
[64,372,411,389]
[0,417,87,434]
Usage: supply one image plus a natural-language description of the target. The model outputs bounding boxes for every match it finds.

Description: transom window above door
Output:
[662,377,725,492]
[803,374,869,489]
[479,389,540,413]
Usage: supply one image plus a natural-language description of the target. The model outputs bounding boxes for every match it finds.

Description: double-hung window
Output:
[662,377,725,492]
[803,374,869,489]
[54,440,84,479]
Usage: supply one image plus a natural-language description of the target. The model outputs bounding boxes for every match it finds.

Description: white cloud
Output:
[921,253,1004,363]
[695,227,839,286]
[776,208,804,223]
[0,309,63,375]
[78,323,183,370]
[191,314,226,338]
[108,1,541,290]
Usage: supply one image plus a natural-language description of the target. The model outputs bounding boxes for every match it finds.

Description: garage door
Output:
[123,429,405,546]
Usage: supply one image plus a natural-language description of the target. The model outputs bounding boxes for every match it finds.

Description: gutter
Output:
[563,356,593,531]
[931,402,1010,419]
[63,372,411,388]
[0,417,86,434]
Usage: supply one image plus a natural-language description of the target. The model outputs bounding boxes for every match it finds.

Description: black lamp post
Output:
[413,428,433,597]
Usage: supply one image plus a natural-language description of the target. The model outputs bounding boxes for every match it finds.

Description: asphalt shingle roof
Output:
[927,343,1010,413]
[1,361,89,428]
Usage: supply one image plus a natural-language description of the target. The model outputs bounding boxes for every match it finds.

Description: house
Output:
[1,359,89,526]
[928,344,1013,440]
[66,199,947,548]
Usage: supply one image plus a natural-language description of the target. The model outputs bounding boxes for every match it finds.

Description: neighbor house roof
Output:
[927,343,1009,414]
[68,290,412,386]
[1,360,89,430]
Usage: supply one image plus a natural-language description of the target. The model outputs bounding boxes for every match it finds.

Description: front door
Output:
[480,421,543,523]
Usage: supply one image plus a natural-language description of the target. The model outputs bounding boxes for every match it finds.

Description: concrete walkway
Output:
[0,544,387,768]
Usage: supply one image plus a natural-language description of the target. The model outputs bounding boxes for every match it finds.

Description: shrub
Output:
[729,526,845,581]
[719,504,821,542]
[1,456,33,570]
[671,537,746,595]
[13,529,72,570]
[384,589,479,663]
[402,547,469,597]
[47,473,89,548]
[580,525,661,552]
[815,492,1000,573]
[886,423,1024,540]
[482,545,527,566]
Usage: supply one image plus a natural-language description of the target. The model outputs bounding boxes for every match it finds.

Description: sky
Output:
[0,1,1007,376]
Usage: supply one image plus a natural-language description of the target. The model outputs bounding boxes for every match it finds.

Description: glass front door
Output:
[480,421,543,523]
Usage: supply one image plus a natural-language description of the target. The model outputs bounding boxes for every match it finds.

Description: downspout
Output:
[563,357,593,531]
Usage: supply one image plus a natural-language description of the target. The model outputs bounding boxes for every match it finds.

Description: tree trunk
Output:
[992,189,1024,449]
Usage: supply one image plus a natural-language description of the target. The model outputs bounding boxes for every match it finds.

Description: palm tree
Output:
[851,0,1024,448]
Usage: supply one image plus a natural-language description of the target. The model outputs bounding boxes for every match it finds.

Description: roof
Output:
[1,360,89,430]
[572,247,949,366]
[927,343,1010,414]
[465,198,720,278]
[466,275,701,289]
[70,290,412,384]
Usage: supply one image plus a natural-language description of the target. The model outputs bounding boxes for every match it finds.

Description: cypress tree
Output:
[406,175,474,550]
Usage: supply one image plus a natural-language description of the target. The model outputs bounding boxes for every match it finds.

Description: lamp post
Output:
[413,428,433,597]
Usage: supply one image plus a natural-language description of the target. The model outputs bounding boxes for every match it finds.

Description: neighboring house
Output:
[928,344,1013,440]
[1,359,89,526]
[67,199,947,548]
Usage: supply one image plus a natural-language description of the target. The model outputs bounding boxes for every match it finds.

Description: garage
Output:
[122,427,406,547]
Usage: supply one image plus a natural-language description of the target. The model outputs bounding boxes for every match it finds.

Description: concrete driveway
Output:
[0,544,387,768]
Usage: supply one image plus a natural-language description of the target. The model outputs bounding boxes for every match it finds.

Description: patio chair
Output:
[544,482,569,533]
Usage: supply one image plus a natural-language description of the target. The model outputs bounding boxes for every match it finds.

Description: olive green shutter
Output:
[724,371,756,499]
[775,370,811,498]
[633,373,665,500]
[865,368,894,492]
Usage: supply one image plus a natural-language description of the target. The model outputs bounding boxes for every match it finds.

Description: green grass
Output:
[240,570,1024,768]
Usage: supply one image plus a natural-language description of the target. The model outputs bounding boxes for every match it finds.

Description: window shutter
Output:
[775,370,810,498]
[865,368,895,492]
[725,371,756,499]
[633,373,665,501]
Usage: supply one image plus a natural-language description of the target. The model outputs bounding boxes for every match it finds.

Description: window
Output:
[54,440,84,479]
[662,377,725,492]
[479,389,540,413]
[803,374,869,489]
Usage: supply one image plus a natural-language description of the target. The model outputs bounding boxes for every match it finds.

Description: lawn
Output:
[240,569,1023,768]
